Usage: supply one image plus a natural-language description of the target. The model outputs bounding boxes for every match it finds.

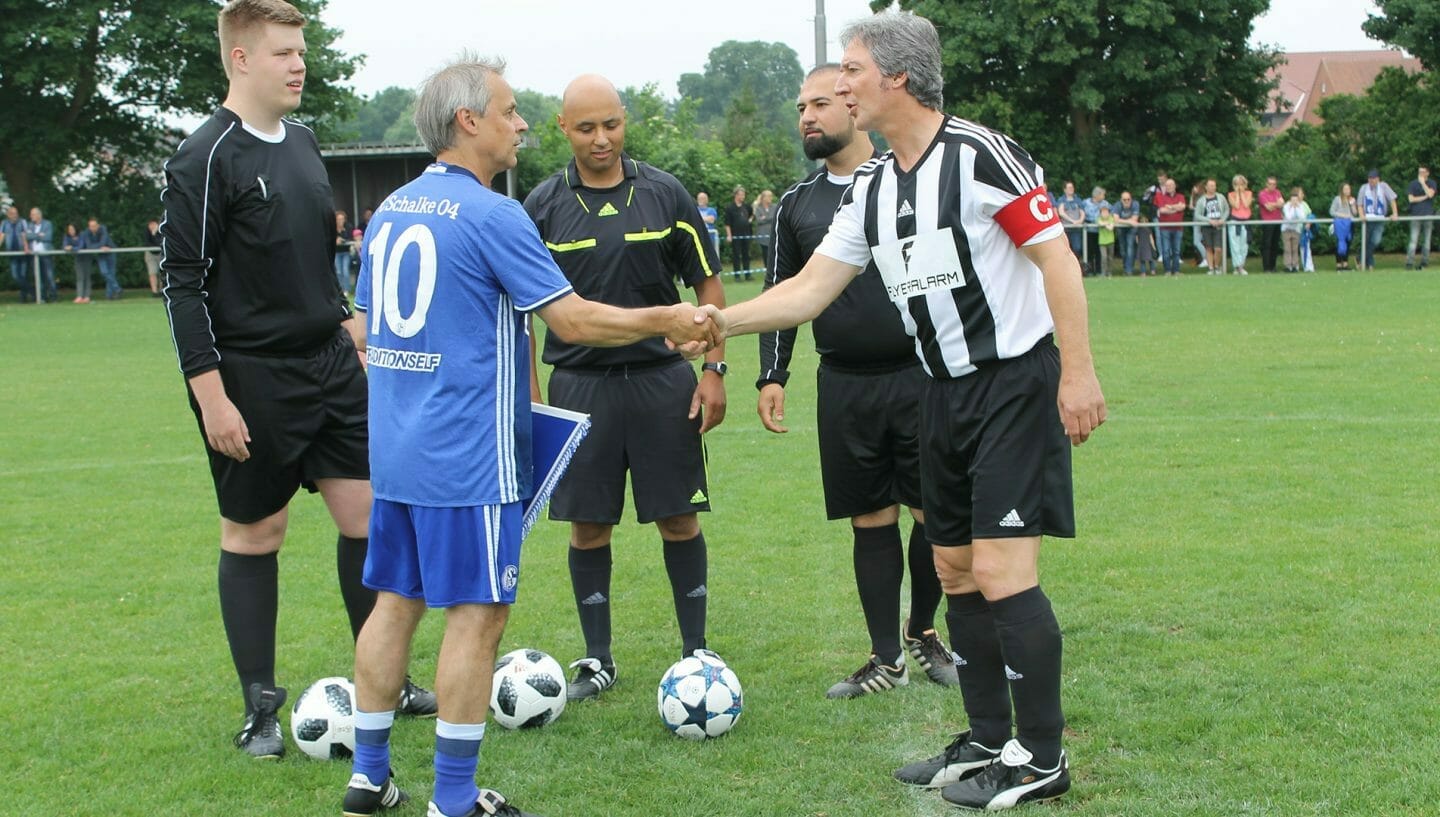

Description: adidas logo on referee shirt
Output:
[597,202,619,217]
[999,509,1025,528]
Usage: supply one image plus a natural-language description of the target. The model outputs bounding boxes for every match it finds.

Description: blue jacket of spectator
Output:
[24,218,55,251]
[76,224,114,254]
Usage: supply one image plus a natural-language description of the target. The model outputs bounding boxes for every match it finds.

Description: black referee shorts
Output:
[547,359,709,525]
[188,331,369,524]
[816,361,924,520]
[920,339,1074,546]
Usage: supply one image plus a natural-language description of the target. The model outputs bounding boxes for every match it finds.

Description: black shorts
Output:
[919,339,1074,546]
[1201,225,1224,249]
[816,361,924,519]
[188,332,369,524]
[547,359,708,525]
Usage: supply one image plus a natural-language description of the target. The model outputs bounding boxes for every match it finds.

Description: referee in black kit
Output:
[524,74,727,702]
[716,11,1105,811]
[161,0,432,760]
[760,63,956,700]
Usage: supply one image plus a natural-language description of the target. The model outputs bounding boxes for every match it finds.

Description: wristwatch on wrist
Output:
[702,361,728,377]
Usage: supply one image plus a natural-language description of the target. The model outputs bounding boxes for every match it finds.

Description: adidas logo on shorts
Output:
[999,509,1025,528]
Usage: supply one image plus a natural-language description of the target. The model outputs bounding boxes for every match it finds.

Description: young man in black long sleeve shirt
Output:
[161,0,433,761]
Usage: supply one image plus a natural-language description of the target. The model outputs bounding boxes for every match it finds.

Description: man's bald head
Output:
[558,74,627,185]
[561,74,621,113]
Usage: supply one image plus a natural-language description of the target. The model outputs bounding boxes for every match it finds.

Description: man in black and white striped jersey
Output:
[715,10,1105,811]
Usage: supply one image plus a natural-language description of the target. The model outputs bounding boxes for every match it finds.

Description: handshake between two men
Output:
[663,303,728,359]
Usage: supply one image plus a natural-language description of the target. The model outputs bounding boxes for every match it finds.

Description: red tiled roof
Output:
[1264,50,1421,134]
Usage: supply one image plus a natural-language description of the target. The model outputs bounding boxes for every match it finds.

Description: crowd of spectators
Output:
[2,205,172,303]
[1051,166,1436,276]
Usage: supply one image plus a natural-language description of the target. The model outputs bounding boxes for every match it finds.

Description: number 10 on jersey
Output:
[366,222,438,340]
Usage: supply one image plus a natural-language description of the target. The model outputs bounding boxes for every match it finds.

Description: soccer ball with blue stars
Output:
[657,649,743,740]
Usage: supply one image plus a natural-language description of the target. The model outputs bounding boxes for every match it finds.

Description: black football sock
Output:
[945,591,1012,748]
[990,586,1064,769]
[218,550,279,715]
[662,533,708,656]
[905,521,942,637]
[853,523,903,665]
[568,545,613,664]
[337,535,376,642]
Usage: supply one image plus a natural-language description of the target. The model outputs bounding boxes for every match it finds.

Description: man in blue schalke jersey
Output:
[715,12,1106,812]
[523,74,727,702]
[340,56,719,817]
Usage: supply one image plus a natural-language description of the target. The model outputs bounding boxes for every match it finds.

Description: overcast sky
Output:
[320,0,1387,100]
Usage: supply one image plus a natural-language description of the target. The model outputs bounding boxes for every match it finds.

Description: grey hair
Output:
[414,52,507,156]
[839,11,943,110]
[1091,186,1106,198]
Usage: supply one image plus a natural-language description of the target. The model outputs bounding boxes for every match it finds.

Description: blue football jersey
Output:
[357,163,573,506]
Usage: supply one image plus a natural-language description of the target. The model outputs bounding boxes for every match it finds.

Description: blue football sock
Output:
[352,709,395,786]
[433,720,485,817]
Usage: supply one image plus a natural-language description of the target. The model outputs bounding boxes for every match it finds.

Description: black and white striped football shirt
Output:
[815,115,1064,379]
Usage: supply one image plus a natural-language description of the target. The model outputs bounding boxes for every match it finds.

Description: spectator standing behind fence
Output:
[1141,171,1168,263]
[752,189,776,274]
[1188,183,1210,270]
[1297,187,1316,272]
[79,217,122,300]
[332,210,353,294]
[1258,176,1283,272]
[144,219,164,296]
[1134,214,1156,275]
[1360,169,1398,270]
[1227,175,1253,275]
[1154,178,1186,275]
[3,206,30,302]
[24,207,57,303]
[697,191,719,257]
[724,185,754,281]
[1113,191,1139,275]
[1329,183,1358,270]
[1095,203,1115,277]
[1081,187,1109,277]
[1282,188,1306,273]
[1056,181,1085,261]
[1405,165,1435,269]
[64,224,89,303]
[1195,180,1229,274]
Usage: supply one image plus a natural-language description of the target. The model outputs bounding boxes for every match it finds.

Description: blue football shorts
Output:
[364,499,523,607]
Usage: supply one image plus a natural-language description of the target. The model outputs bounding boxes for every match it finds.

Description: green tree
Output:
[0,0,361,211]
[875,0,1279,190]
[349,86,416,143]
[677,41,803,132]
[1364,0,1440,71]
[513,88,569,201]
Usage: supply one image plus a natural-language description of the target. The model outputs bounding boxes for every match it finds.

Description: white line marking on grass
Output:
[0,456,202,478]
[1115,414,1440,424]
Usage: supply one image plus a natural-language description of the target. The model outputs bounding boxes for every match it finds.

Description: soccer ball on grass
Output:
[291,676,356,760]
[657,650,743,740]
[489,649,567,729]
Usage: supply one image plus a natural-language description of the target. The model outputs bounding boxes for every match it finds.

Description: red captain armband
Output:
[995,186,1060,247]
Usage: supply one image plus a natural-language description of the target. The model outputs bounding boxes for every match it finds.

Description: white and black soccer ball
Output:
[490,649,567,730]
[657,650,743,740]
[291,676,356,760]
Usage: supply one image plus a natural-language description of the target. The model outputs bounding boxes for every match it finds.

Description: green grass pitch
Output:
[2,262,1438,816]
